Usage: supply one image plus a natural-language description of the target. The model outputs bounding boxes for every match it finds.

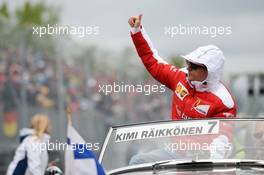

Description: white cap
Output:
[182,45,225,90]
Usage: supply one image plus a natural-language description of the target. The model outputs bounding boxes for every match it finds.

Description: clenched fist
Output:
[128,14,143,28]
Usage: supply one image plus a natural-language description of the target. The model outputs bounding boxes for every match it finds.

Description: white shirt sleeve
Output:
[6,143,25,175]
[130,27,141,34]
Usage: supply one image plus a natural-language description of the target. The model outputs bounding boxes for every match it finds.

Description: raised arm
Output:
[129,14,182,90]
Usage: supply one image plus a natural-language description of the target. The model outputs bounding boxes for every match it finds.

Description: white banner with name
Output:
[115,120,219,142]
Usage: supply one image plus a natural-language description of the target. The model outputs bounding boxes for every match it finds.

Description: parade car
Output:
[99,118,264,174]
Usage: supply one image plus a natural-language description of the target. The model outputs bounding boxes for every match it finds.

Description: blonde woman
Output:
[6,114,52,175]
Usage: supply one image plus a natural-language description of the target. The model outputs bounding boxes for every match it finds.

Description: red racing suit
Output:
[130,27,237,159]
[130,27,237,120]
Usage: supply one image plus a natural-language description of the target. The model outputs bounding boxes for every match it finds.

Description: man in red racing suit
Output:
[128,14,237,164]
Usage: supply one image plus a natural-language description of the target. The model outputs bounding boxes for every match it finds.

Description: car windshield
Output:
[99,119,264,172]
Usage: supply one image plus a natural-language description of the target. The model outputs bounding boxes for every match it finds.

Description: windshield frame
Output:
[98,118,264,171]
[107,159,264,175]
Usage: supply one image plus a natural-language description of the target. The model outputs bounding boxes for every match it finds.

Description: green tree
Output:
[15,1,59,26]
[0,1,60,51]
[13,1,60,53]
[0,2,9,19]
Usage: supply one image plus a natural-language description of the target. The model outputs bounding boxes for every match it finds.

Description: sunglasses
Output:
[254,132,264,139]
[186,60,206,70]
